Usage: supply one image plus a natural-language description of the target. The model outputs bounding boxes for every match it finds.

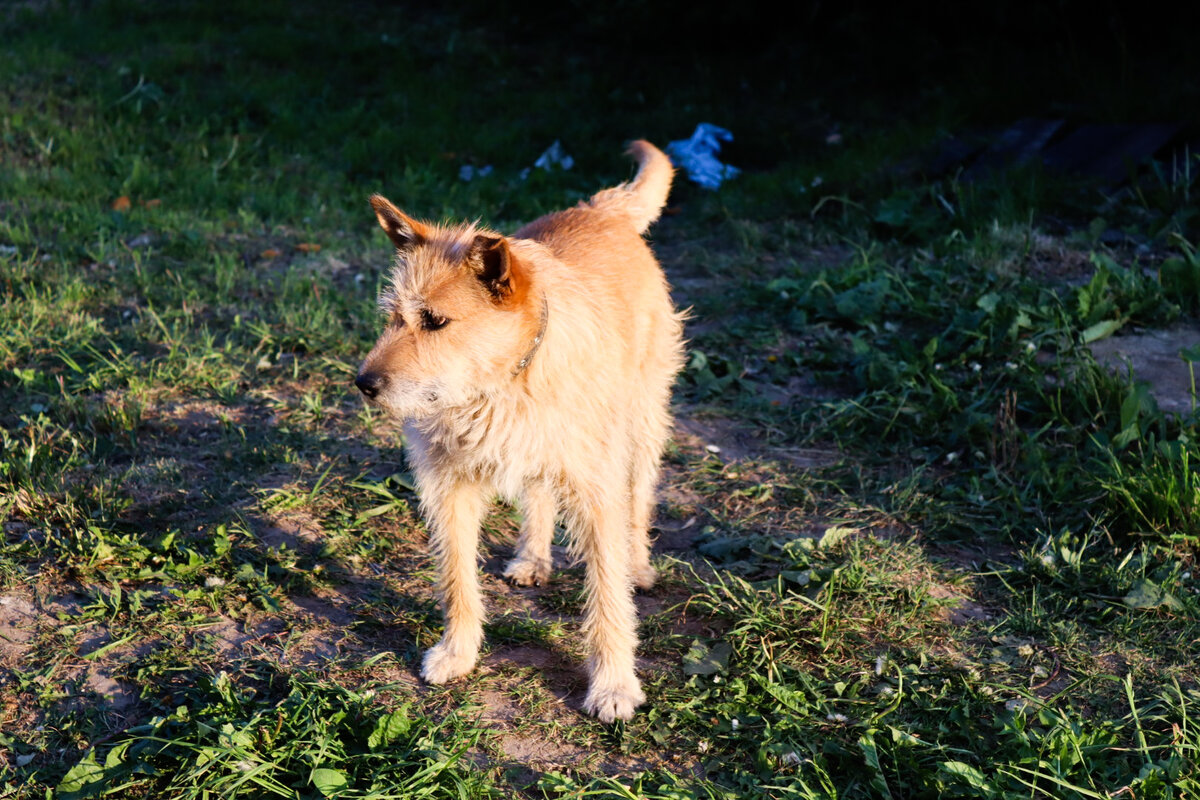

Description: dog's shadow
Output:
[230,424,603,715]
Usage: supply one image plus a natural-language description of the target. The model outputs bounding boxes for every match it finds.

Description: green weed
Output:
[53,668,491,799]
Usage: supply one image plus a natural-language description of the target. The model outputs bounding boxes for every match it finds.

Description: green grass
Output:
[54,667,490,799]
[3,1,1200,798]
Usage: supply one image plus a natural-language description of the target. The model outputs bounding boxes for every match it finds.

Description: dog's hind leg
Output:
[569,482,645,723]
[504,481,556,586]
[628,457,662,591]
[627,389,673,591]
[420,480,487,684]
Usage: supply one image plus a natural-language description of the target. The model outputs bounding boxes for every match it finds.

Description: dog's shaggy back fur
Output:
[357,141,684,722]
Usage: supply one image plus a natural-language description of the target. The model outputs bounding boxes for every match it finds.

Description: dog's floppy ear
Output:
[468,234,525,305]
[370,194,426,251]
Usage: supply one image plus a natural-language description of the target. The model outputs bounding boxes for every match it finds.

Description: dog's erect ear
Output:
[370,194,426,251]
[468,234,524,304]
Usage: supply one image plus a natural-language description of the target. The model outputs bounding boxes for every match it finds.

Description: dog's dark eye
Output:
[421,309,449,331]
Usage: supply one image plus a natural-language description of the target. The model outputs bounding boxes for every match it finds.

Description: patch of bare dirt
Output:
[926,584,991,626]
[193,617,285,658]
[144,398,267,436]
[275,595,359,666]
[468,649,702,780]
[0,594,38,667]
[653,511,704,553]
[1008,232,1096,284]
[484,644,570,675]
[478,659,579,715]
[22,612,160,723]
[675,415,839,469]
[257,512,325,550]
[290,593,357,626]
[497,733,591,764]
[84,668,139,712]
[1088,323,1200,415]
[284,629,344,667]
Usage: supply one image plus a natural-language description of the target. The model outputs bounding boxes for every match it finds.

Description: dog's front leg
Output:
[420,480,487,684]
[574,494,645,722]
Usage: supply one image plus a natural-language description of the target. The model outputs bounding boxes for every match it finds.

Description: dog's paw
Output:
[420,642,477,685]
[503,556,551,587]
[582,679,646,723]
[632,562,657,591]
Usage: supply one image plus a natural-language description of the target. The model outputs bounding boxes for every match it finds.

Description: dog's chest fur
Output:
[405,377,594,500]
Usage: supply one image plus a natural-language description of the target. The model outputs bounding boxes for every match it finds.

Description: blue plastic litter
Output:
[666,123,741,189]
[458,164,493,182]
[533,140,574,171]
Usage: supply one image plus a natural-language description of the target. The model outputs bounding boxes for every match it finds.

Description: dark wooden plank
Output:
[966,118,1064,175]
[1041,123,1181,183]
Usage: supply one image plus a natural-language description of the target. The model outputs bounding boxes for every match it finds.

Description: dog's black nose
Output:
[355,371,386,399]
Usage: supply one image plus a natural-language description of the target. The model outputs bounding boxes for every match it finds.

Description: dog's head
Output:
[355,195,540,418]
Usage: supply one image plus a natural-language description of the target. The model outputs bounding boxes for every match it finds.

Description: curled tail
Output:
[588,140,674,235]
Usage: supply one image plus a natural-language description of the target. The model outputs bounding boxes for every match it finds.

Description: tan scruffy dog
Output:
[355,141,684,722]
